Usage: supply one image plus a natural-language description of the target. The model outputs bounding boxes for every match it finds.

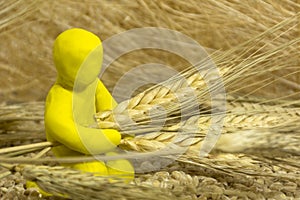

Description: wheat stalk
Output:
[1,1,299,104]
[20,164,190,200]
[0,0,40,33]
[0,102,45,147]
[13,149,299,200]
[14,152,300,199]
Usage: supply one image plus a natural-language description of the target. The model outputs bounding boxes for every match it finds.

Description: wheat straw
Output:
[21,165,185,200]
[14,154,300,199]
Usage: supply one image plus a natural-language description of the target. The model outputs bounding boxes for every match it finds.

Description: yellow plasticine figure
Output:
[27,28,134,195]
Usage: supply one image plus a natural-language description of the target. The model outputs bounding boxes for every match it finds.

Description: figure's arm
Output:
[95,79,117,112]
[46,115,121,155]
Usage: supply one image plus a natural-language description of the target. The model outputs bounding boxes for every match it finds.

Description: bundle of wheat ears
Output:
[1,1,300,199]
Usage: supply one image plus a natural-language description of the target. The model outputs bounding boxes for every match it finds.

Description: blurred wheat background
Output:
[1,0,299,103]
[0,0,299,199]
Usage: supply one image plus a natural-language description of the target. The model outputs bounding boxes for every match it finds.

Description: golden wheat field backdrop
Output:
[0,1,300,199]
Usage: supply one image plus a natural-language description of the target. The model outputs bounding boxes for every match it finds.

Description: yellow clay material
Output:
[26,181,52,197]
[27,28,134,195]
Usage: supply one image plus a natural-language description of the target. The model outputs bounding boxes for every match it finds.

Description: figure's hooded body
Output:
[45,28,134,177]
[46,28,119,157]
[27,28,134,196]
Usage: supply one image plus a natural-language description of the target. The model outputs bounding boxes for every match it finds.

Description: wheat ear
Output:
[21,164,190,200]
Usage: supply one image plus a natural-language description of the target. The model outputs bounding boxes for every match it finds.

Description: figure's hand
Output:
[101,129,121,146]
[45,86,121,155]
[47,119,121,155]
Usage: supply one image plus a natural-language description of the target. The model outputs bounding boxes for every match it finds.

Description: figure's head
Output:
[53,28,103,89]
